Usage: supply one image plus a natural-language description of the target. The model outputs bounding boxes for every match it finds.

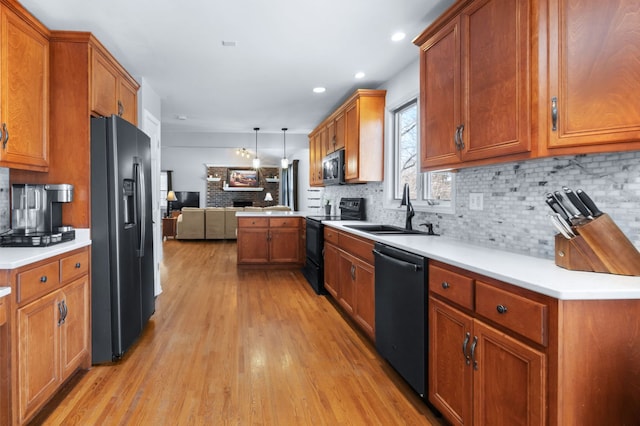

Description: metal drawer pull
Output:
[496,304,508,314]
[462,332,471,365]
[75,262,81,268]
[40,276,47,283]
[441,281,450,289]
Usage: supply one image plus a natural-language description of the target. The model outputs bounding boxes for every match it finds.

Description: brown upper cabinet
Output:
[0,0,50,172]
[308,89,385,185]
[540,0,640,155]
[415,0,533,171]
[91,46,138,123]
[415,0,640,171]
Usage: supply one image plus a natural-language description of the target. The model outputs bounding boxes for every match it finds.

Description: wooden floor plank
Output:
[32,240,443,425]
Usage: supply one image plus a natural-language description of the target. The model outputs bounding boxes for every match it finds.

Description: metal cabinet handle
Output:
[2,123,8,149]
[496,304,508,314]
[551,97,558,131]
[458,124,465,150]
[118,100,124,117]
[75,262,81,269]
[350,264,356,280]
[0,123,3,148]
[441,281,450,289]
[40,276,48,283]
[57,301,64,326]
[470,336,479,370]
[454,125,461,150]
[462,331,471,365]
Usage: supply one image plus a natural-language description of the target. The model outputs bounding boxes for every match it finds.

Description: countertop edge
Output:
[0,287,10,298]
[324,221,640,301]
[0,228,91,269]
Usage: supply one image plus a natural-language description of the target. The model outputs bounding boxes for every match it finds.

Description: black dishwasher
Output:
[373,242,427,397]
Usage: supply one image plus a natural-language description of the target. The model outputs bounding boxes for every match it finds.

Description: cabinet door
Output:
[473,320,545,425]
[337,251,356,315]
[429,297,473,426]
[419,19,461,170]
[323,243,340,299]
[546,0,640,149]
[91,49,118,117]
[460,0,531,161]
[237,228,269,263]
[60,277,90,381]
[334,111,345,151]
[344,100,359,181]
[118,78,138,125]
[353,258,374,340]
[17,292,60,423]
[269,228,300,263]
[0,7,49,170]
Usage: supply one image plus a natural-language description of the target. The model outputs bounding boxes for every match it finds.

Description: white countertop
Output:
[0,229,91,269]
[324,221,640,300]
[0,287,10,298]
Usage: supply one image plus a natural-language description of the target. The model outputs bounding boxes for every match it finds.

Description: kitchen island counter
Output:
[325,221,640,300]
[0,229,91,270]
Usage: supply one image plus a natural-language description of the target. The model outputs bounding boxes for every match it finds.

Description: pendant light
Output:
[281,127,289,169]
[252,127,260,169]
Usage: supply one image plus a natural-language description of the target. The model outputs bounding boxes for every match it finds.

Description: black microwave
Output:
[322,149,345,185]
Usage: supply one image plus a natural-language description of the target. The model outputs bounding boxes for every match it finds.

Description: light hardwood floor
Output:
[33,240,443,425]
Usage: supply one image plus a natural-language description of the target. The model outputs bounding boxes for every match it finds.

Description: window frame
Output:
[384,95,456,215]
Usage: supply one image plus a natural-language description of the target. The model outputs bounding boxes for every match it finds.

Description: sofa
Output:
[175,207,205,239]
[175,206,291,240]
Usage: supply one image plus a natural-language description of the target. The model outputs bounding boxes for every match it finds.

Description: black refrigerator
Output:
[90,115,155,364]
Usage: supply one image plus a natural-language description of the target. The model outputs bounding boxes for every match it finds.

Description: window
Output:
[160,171,168,211]
[387,98,455,213]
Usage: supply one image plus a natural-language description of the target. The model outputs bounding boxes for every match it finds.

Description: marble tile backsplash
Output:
[324,151,640,259]
[0,167,9,233]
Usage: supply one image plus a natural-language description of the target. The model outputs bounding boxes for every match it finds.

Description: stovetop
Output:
[0,230,76,247]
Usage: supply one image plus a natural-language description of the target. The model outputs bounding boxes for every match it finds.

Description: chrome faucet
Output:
[400,183,414,230]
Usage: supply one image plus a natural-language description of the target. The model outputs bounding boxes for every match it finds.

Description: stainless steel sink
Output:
[343,224,430,235]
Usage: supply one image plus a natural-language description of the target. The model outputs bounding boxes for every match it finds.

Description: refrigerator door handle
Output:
[135,157,146,257]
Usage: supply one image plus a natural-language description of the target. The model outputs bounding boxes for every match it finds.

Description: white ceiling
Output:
[20,0,454,140]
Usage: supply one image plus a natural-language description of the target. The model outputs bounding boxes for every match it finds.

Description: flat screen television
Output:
[171,191,200,211]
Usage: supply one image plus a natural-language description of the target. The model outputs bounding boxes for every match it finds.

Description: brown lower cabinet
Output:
[0,296,8,426]
[429,259,640,425]
[5,247,91,425]
[323,227,375,340]
[237,217,303,266]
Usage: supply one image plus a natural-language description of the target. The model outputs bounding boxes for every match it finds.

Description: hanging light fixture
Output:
[236,147,250,158]
[252,127,260,169]
[281,127,289,169]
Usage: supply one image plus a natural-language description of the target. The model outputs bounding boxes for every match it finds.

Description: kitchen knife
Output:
[549,214,572,239]
[553,191,581,219]
[576,189,603,217]
[562,187,594,219]
[545,193,570,221]
[552,212,576,237]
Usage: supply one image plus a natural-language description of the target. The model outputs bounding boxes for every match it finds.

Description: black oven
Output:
[302,198,365,294]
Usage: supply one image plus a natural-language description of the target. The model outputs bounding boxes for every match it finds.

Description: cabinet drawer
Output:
[16,261,60,305]
[338,232,374,264]
[269,217,299,228]
[429,264,474,310]
[475,281,548,346]
[238,217,269,228]
[324,227,340,245]
[61,251,89,283]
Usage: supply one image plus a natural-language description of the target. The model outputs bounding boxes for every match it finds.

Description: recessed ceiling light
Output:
[221,40,237,47]
[355,72,365,79]
[177,115,188,120]
[313,87,326,93]
[391,32,406,42]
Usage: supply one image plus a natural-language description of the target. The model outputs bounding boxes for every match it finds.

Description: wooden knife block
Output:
[555,214,640,276]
